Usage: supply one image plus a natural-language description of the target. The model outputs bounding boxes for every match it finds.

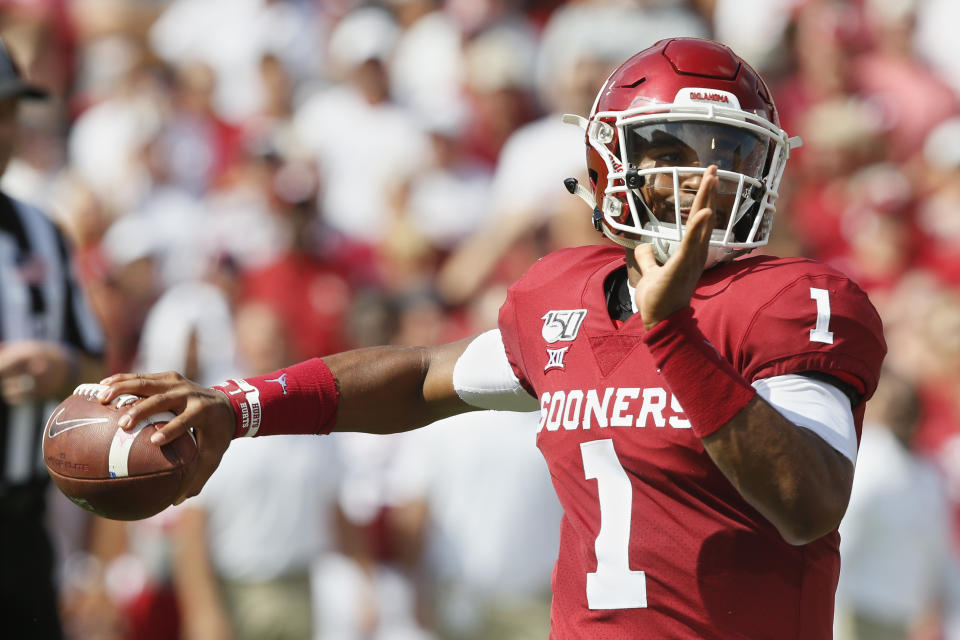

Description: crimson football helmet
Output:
[564,38,801,267]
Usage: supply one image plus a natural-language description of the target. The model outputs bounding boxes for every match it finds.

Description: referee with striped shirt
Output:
[0,39,104,638]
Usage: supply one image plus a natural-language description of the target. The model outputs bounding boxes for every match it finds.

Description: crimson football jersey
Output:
[497,245,885,640]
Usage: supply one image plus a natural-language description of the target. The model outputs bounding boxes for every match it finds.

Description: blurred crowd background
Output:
[4,0,960,638]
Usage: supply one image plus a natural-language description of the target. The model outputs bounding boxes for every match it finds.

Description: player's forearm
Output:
[643,308,853,545]
[210,342,471,437]
[325,342,474,434]
[701,396,854,545]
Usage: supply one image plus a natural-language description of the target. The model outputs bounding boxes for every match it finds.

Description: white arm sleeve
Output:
[452,329,539,412]
[752,374,858,465]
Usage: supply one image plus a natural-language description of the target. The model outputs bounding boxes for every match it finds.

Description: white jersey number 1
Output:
[809,287,834,344]
[581,439,647,610]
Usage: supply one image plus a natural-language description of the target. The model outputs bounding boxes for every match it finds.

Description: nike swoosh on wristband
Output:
[45,408,109,437]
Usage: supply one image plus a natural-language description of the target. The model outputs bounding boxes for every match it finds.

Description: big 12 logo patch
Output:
[541,309,587,343]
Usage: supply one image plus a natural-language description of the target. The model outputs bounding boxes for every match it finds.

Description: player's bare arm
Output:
[324,339,475,433]
[700,394,854,546]
[97,339,476,503]
[631,164,853,546]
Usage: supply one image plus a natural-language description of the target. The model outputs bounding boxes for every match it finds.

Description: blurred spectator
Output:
[533,0,708,104]
[711,0,796,71]
[847,0,958,162]
[387,410,562,640]
[239,152,355,361]
[292,7,430,247]
[915,0,960,97]
[93,213,161,372]
[0,36,104,639]
[67,44,163,218]
[0,0,78,97]
[313,292,455,640]
[882,274,960,457]
[149,0,325,124]
[66,510,184,640]
[786,97,887,262]
[770,0,860,165]
[174,302,341,640]
[915,117,960,286]
[387,0,464,129]
[836,369,960,640]
[379,117,493,293]
[401,117,493,250]
[1,98,69,214]
[201,140,290,276]
[159,60,244,196]
[134,280,236,386]
[828,163,917,297]
[456,18,539,167]
[314,429,435,640]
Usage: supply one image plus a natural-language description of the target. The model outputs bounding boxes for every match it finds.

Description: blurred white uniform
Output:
[150,0,325,122]
[194,435,340,583]
[293,85,430,243]
[486,115,584,226]
[313,431,435,640]
[388,410,562,637]
[389,9,464,125]
[836,423,960,638]
[534,1,707,100]
[916,0,960,97]
[292,7,431,244]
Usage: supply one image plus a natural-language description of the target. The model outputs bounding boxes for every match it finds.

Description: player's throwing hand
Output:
[97,372,235,503]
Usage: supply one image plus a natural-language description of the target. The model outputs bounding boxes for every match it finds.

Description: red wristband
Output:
[642,307,756,439]
[211,358,340,438]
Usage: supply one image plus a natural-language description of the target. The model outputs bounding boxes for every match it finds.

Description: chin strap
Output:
[561,112,606,233]
[563,177,603,231]
[563,176,596,209]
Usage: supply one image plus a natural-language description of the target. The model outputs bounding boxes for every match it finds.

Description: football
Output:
[43,384,197,520]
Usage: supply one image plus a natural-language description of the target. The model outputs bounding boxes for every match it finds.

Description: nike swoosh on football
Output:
[46,408,110,437]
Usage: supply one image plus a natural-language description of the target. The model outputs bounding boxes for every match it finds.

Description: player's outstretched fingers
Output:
[97,371,189,404]
[147,411,193,445]
[634,243,660,275]
[689,164,719,215]
[116,390,189,431]
[686,207,717,246]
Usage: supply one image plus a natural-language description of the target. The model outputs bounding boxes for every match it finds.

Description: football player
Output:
[100,38,885,639]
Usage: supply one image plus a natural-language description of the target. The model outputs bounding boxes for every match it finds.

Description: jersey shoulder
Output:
[704,255,859,289]
[698,255,886,399]
[505,245,622,295]
[499,245,621,390]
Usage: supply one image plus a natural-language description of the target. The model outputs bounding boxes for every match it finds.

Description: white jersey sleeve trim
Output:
[453,329,539,412]
[752,374,858,465]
